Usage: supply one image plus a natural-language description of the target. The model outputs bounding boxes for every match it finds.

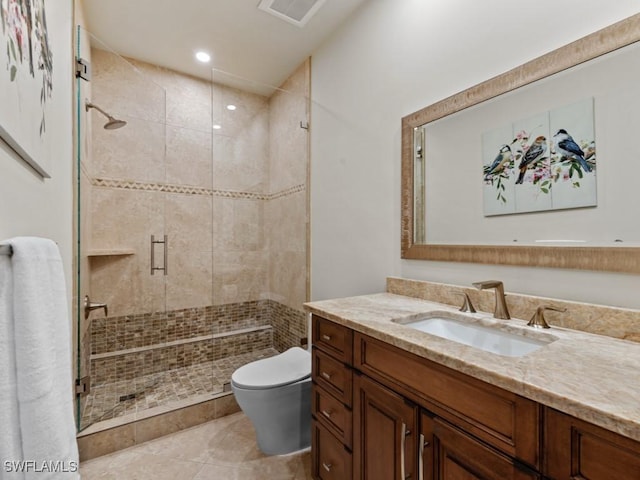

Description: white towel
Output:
[0,249,24,477]
[0,237,79,479]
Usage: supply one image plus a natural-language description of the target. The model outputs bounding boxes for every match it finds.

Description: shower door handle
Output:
[151,235,168,275]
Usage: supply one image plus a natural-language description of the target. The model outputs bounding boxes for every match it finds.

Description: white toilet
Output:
[231,346,311,455]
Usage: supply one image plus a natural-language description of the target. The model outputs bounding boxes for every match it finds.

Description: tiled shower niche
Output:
[81,299,306,428]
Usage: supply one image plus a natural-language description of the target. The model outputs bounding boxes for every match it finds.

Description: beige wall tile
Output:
[268,252,306,311]
[162,70,212,132]
[165,194,213,251]
[91,49,165,124]
[213,198,264,251]
[90,188,165,316]
[166,125,212,188]
[77,423,136,461]
[214,393,240,418]
[212,119,269,192]
[213,251,269,305]
[268,60,309,193]
[135,403,216,444]
[166,250,213,310]
[92,114,165,183]
[266,192,306,252]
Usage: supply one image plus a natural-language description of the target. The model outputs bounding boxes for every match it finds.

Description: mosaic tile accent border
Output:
[92,177,305,200]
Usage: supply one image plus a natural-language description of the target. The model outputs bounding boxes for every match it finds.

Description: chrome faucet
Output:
[472,280,510,319]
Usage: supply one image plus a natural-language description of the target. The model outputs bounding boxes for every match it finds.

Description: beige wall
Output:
[86,48,309,316]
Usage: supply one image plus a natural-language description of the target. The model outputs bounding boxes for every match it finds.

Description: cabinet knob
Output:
[322,334,332,341]
[321,371,332,380]
[322,462,332,472]
[321,409,332,419]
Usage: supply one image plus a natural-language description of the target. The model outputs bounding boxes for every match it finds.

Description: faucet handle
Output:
[527,305,566,329]
[454,292,476,313]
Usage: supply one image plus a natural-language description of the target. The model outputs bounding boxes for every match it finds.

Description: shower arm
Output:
[85,101,111,119]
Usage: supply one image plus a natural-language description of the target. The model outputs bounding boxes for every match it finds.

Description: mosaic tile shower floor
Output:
[81,348,279,428]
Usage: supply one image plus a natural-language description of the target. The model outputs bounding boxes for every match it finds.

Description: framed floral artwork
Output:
[0,0,54,178]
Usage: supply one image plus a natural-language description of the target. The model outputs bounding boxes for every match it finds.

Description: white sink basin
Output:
[399,313,554,357]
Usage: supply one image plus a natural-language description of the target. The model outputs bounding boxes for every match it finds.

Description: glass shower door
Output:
[75,26,168,431]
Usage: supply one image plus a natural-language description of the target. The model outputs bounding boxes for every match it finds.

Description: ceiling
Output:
[82,0,367,96]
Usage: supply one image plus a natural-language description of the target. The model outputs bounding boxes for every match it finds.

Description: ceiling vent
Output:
[258,0,326,27]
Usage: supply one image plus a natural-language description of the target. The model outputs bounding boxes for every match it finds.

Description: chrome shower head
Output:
[85,101,127,130]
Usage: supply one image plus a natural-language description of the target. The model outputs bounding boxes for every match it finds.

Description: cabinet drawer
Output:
[312,385,352,448]
[354,333,540,468]
[313,347,353,406]
[312,315,353,364]
[544,407,640,479]
[312,420,352,480]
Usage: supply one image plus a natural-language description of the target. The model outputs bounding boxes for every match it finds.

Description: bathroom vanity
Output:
[306,293,640,480]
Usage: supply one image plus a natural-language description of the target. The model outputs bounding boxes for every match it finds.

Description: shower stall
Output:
[75,27,310,434]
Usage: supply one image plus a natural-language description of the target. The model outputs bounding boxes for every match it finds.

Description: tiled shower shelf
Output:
[90,325,273,360]
[87,248,135,256]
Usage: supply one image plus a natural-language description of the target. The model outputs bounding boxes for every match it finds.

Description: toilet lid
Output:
[231,347,311,390]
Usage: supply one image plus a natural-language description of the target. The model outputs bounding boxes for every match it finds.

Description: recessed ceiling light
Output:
[195,51,211,63]
[226,104,237,111]
[212,124,222,130]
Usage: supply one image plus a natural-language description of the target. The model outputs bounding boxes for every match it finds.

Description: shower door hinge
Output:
[75,376,91,396]
[75,57,91,81]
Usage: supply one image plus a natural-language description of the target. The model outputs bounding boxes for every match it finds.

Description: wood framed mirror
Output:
[401,13,640,273]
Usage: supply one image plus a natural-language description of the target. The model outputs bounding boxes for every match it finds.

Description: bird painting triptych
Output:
[482,97,597,217]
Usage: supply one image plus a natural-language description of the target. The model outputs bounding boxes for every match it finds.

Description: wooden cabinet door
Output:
[544,407,640,480]
[421,413,540,480]
[353,373,418,480]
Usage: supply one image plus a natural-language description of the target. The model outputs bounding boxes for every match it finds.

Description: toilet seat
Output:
[231,347,311,390]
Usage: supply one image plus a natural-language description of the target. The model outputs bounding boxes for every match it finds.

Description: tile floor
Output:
[81,348,280,428]
[80,412,312,479]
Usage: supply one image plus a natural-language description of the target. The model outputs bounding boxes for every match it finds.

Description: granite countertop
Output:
[304,292,640,442]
